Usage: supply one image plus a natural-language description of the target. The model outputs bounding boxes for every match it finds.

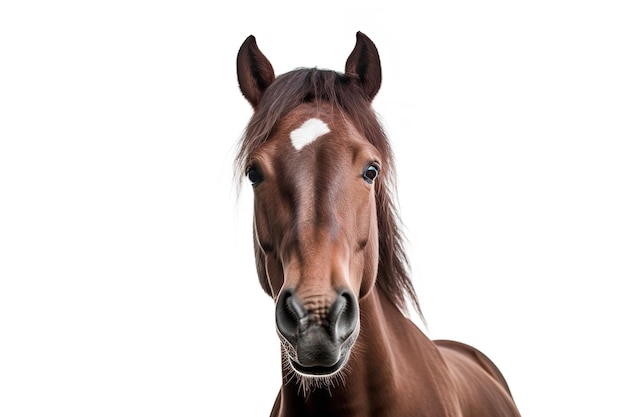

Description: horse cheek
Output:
[356,198,379,299]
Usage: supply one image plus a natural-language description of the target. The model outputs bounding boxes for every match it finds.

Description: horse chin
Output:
[286,326,359,382]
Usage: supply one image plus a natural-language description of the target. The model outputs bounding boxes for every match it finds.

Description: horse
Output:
[235,32,522,417]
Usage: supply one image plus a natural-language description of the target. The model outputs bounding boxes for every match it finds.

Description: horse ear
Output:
[237,35,275,109]
[345,32,382,101]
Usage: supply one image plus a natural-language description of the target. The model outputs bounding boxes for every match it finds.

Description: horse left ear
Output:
[345,32,382,101]
[237,35,275,109]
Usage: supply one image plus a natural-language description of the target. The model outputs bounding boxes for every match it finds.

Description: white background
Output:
[1,1,625,416]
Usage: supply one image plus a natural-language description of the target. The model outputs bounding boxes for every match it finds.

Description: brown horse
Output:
[235,32,522,417]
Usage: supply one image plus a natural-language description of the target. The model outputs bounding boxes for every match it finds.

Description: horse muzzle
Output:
[275,288,359,376]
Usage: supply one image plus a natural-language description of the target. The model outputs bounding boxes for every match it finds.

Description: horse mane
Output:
[235,68,423,320]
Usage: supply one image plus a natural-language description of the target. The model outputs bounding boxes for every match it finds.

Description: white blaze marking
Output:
[290,118,330,151]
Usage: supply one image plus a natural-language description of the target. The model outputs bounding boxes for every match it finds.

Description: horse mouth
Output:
[289,352,349,377]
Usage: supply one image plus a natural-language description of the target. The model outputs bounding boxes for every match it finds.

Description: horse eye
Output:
[247,167,263,186]
[363,165,379,183]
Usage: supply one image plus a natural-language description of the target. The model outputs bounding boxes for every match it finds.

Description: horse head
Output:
[237,33,385,380]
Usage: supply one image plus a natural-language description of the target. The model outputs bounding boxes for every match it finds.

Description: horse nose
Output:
[276,288,359,366]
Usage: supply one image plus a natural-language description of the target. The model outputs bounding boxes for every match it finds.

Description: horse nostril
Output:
[328,289,359,343]
[276,289,305,344]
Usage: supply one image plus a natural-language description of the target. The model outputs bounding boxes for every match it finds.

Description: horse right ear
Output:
[237,35,275,109]
[345,32,382,101]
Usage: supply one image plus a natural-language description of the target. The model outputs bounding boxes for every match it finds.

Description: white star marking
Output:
[290,118,330,151]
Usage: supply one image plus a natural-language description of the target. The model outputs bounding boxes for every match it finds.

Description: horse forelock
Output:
[235,67,423,321]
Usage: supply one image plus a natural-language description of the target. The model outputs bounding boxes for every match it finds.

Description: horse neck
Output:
[277,287,444,416]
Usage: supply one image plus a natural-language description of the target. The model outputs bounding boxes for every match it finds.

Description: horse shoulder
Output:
[434,339,521,417]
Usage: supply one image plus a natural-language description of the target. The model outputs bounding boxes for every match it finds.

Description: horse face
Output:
[237,31,385,380]
[247,103,381,377]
